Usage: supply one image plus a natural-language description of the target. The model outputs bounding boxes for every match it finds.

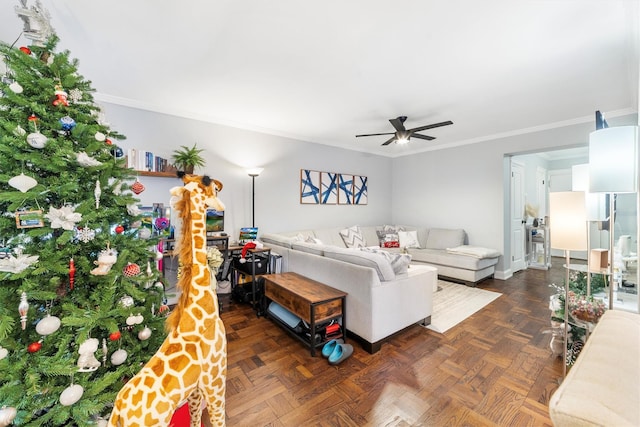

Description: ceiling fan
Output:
[356,116,453,146]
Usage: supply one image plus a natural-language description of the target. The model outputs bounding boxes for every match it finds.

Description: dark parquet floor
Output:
[217,260,567,427]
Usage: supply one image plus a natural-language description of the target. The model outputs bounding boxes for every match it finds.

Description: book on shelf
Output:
[126,149,173,173]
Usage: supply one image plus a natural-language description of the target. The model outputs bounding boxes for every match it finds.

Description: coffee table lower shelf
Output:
[262,272,347,357]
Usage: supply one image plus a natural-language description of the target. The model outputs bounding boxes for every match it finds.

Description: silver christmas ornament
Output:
[110,349,127,365]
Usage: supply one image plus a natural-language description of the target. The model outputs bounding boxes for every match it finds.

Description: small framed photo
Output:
[16,210,44,229]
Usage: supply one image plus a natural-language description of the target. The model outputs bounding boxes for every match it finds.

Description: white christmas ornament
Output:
[110,349,127,365]
[76,152,103,167]
[77,338,101,372]
[8,173,37,192]
[35,315,61,336]
[9,81,23,93]
[0,406,17,426]
[76,226,96,243]
[45,205,82,230]
[59,384,84,406]
[119,295,134,308]
[13,125,26,136]
[127,204,141,216]
[126,314,144,326]
[0,346,8,360]
[94,131,105,141]
[0,253,39,273]
[138,228,151,240]
[94,180,101,209]
[138,326,152,341]
[27,132,47,148]
[69,88,82,103]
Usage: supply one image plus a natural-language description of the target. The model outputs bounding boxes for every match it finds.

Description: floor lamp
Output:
[589,125,638,310]
[549,191,588,378]
[247,168,263,228]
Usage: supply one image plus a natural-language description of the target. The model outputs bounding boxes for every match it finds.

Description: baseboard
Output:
[494,269,511,281]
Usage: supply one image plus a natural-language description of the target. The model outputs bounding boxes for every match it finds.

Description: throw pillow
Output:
[361,247,412,275]
[305,235,322,245]
[398,230,421,248]
[376,230,399,248]
[339,225,365,248]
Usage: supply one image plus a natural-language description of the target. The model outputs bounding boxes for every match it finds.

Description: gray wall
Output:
[392,113,638,278]
[101,103,393,240]
[102,102,636,279]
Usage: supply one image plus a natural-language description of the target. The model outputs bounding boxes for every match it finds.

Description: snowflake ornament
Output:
[69,88,82,103]
[45,205,82,230]
[76,226,96,243]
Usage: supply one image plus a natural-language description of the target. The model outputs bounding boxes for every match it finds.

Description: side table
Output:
[262,272,347,356]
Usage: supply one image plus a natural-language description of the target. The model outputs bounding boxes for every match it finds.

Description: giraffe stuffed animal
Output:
[108,174,227,426]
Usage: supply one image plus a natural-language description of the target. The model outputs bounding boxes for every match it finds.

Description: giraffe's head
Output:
[171,173,225,212]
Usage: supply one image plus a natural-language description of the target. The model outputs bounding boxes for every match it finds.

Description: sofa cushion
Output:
[409,248,499,270]
[398,230,421,248]
[361,247,412,275]
[291,241,326,256]
[425,228,466,249]
[446,245,501,259]
[340,225,366,248]
[323,246,395,281]
[314,227,349,247]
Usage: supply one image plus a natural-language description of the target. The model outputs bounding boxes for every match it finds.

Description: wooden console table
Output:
[262,272,347,356]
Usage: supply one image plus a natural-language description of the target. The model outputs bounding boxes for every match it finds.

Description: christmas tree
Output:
[0,4,168,425]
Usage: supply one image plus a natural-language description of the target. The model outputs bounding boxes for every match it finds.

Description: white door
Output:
[511,161,526,273]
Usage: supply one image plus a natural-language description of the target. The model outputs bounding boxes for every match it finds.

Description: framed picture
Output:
[338,174,354,205]
[354,175,368,205]
[15,210,44,229]
[300,169,320,204]
[320,172,338,204]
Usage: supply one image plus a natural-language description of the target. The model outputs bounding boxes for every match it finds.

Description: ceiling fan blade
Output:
[381,136,396,146]
[389,117,407,132]
[408,120,453,133]
[411,133,436,141]
[355,132,396,138]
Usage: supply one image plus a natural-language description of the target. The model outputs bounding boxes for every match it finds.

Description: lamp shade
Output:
[572,163,606,221]
[549,191,588,251]
[589,126,638,193]
[247,167,263,177]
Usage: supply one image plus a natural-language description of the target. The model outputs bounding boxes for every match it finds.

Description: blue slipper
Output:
[322,339,344,358]
[328,343,353,365]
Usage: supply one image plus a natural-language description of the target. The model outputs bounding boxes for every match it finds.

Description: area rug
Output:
[425,280,502,333]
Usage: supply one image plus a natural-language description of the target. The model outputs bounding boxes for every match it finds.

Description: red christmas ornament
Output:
[105,138,113,145]
[28,341,42,353]
[19,46,32,55]
[69,258,75,290]
[115,225,125,234]
[27,114,38,122]
[130,180,145,195]
[123,263,141,277]
[109,331,121,341]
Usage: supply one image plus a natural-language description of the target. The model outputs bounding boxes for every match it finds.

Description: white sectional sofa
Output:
[260,225,501,353]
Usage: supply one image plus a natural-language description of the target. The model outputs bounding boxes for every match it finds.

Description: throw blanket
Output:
[446,245,501,259]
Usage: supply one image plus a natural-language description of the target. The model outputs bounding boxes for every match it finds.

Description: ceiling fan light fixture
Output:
[396,137,410,145]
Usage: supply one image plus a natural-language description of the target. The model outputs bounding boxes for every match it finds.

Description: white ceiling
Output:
[1,0,638,158]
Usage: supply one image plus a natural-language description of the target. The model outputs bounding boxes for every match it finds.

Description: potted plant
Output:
[171,144,206,174]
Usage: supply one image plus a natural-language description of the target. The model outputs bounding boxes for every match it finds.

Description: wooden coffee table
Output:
[262,272,347,356]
